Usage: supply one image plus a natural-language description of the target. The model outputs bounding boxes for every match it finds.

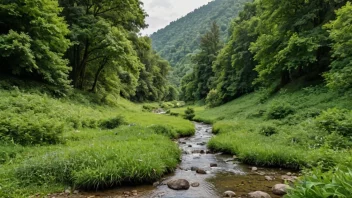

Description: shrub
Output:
[184,107,195,120]
[206,89,221,108]
[258,124,278,136]
[99,116,126,129]
[0,114,65,145]
[142,104,158,112]
[316,108,352,137]
[170,112,179,117]
[267,102,295,119]
[148,125,178,139]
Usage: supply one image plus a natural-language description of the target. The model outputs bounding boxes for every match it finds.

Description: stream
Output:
[52,123,295,198]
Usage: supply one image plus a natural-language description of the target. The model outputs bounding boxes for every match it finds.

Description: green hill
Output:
[150,0,251,86]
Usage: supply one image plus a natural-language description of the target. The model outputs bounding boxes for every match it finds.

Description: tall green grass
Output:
[193,85,352,169]
[15,126,180,189]
[0,85,195,197]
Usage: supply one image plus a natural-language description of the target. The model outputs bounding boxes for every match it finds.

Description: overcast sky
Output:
[140,0,213,35]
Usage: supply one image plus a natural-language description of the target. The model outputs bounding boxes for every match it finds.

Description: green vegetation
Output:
[0,83,194,197]
[188,84,352,196]
[150,0,251,87]
[0,0,177,102]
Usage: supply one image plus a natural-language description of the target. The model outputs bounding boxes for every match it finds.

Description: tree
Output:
[250,0,346,88]
[324,2,352,90]
[130,36,172,102]
[0,0,71,87]
[181,22,222,101]
[211,2,259,105]
[59,0,147,96]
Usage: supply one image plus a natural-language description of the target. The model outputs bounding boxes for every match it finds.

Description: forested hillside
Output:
[174,0,352,197]
[150,0,251,86]
[182,0,352,105]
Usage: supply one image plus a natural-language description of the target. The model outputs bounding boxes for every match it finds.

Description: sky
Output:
[140,0,213,35]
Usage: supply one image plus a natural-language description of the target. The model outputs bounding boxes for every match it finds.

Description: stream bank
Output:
[49,123,296,198]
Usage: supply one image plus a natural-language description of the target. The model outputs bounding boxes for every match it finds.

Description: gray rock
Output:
[287,172,292,176]
[191,166,199,171]
[248,191,271,198]
[265,176,273,181]
[73,190,79,194]
[191,182,200,187]
[64,189,71,194]
[252,167,258,171]
[281,175,298,183]
[167,179,190,190]
[196,169,207,174]
[272,184,289,195]
[223,191,236,197]
[210,163,218,167]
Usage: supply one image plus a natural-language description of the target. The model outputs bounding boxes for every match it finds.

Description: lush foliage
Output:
[324,2,352,90]
[184,107,195,121]
[175,0,351,107]
[287,167,352,198]
[191,84,352,169]
[0,0,71,87]
[150,0,251,87]
[180,22,222,101]
[0,86,194,196]
[0,0,175,102]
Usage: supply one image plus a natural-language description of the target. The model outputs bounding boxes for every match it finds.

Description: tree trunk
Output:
[74,39,90,89]
[90,58,108,92]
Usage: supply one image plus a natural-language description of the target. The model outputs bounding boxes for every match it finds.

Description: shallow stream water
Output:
[51,123,294,198]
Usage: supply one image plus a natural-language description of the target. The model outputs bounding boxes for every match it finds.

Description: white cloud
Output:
[140,0,213,35]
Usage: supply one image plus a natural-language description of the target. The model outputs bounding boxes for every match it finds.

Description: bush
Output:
[267,102,295,119]
[170,112,180,117]
[315,108,352,137]
[184,107,195,120]
[99,116,126,129]
[148,125,178,139]
[0,113,65,145]
[258,124,278,136]
[142,104,158,112]
[206,89,221,108]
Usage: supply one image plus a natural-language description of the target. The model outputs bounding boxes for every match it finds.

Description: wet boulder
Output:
[196,169,207,174]
[223,191,236,197]
[210,163,218,167]
[272,184,290,195]
[248,191,271,198]
[251,167,258,171]
[167,179,190,190]
[191,182,200,187]
[190,166,199,171]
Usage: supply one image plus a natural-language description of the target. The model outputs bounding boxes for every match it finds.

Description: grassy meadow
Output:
[0,84,194,197]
